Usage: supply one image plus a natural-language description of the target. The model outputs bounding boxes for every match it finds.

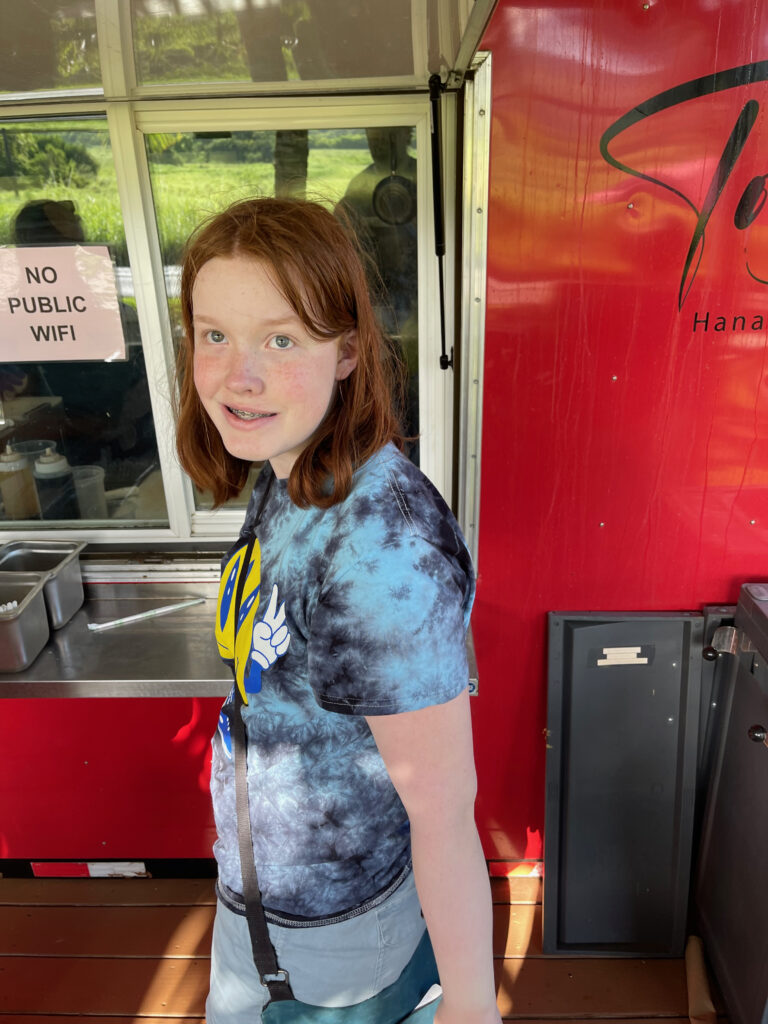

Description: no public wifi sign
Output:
[0,245,126,362]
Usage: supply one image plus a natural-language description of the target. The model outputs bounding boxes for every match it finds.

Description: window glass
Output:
[132,0,414,88]
[0,1,100,96]
[146,125,418,510]
[0,118,168,527]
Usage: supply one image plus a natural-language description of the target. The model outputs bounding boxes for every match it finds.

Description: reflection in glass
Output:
[132,0,414,87]
[146,124,418,509]
[0,0,100,95]
[336,127,418,456]
[0,120,167,527]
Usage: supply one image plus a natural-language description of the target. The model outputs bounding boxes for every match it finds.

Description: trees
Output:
[0,132,98,190]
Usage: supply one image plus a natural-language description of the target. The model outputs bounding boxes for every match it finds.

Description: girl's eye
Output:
[269,334,294,350]
[205,329,226,345]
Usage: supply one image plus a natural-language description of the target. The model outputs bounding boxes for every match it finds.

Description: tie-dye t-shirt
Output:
[210,443,475,919]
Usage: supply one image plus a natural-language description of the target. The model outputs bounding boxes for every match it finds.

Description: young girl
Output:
[176,197,501,1024]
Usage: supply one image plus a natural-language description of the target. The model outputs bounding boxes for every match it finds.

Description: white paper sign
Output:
[0,245,126,362]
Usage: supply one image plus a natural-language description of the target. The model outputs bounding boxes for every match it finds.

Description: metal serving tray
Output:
[0,541,86,629]
[0,571,49,672]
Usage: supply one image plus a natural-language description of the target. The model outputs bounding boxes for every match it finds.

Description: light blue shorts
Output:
[206,869,427,1024]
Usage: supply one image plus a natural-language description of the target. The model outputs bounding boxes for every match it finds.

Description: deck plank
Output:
[0,905,213,957]
[494,958,689,1018]
[0,878,215,907]
[0,957,209,1016]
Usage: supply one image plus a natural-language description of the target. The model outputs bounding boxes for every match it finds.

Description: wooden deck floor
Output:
[0,870,725,1023]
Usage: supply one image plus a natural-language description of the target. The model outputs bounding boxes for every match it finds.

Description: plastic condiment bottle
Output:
[34,447,78,520]
[0,444,41,519]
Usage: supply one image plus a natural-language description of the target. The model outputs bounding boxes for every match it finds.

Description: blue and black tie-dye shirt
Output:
[210,443,475,919]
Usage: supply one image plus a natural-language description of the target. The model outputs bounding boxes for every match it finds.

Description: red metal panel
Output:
[0,698,221,859]
[475,0,768,858]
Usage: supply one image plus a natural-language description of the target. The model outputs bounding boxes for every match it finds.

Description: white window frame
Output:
[457,53,491,568]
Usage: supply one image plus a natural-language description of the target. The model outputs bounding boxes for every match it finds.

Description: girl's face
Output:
[192,255,357,478]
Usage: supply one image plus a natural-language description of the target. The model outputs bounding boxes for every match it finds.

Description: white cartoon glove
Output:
[251,583,291,669]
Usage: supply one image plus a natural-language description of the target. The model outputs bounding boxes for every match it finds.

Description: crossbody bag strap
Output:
[230,529,294,1003]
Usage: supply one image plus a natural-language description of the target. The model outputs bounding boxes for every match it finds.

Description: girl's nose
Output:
[225,348,265,393]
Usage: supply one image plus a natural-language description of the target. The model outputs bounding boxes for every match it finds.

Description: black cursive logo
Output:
[600,61,768,309]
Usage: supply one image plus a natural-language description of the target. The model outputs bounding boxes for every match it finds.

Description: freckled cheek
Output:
[193,350,223,399]
[274,362,336,411]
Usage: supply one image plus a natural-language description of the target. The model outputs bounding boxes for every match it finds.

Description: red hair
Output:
[175,197,404,508]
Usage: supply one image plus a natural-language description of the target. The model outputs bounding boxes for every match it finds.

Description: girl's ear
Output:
[336,329,359,381]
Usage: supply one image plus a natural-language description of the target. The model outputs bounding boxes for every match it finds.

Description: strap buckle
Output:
[263,969,290,985]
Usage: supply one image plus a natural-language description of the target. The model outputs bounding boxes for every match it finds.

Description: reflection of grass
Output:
[149,151,371,262]
[149,161,274,263]
[308,148,371,202]
[0,148,374,266]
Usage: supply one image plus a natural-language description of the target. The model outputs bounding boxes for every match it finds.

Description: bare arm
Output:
[366,689,501,1024]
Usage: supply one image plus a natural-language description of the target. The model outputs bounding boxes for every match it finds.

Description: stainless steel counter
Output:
[0,580,232,698]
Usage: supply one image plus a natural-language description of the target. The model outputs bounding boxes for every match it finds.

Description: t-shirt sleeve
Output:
[307,534,473,716]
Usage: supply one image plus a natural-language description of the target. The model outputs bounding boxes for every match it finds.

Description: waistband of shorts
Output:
[216,859,413,929]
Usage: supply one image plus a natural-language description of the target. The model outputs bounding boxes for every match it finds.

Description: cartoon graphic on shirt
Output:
[215,539,291,706]
[216,541,260,661]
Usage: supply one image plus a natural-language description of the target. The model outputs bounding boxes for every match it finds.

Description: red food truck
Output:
[0,2,765,1021]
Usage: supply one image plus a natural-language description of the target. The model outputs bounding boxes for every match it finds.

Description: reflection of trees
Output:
[0,2,99,92]
[136,0,415,84]
[0,133,98,190]
[233,0,413,80]
[134,6,248,83]
[274,130,308,199]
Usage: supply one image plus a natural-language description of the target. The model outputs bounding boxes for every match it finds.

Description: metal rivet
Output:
[642,2,650,8]
[627,202,634,209]
[750,519,757,525]
[476,207,483,214]
[479,108,486,116]
[599,522,605,528]
[611,375,618,381]
[474,296,481,303]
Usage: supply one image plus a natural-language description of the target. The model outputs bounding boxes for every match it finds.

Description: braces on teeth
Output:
[231,408,270,419]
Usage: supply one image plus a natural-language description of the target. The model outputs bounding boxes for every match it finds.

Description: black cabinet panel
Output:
[545,613,703,955]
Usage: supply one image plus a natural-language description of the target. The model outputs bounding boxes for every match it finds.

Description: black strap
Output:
[230,519,295,1003]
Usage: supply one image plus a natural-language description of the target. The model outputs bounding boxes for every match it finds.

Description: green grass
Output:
[148,149,372,261]
[0,147,374,266]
